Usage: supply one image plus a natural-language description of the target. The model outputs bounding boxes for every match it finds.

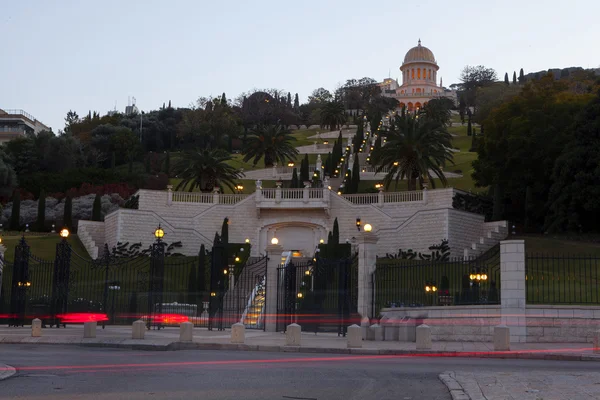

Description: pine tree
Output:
[164,151,170,176]
[63,195,73,230]
[467,115,472,136]
[287,92,292,108]
[504,73,509,85]
[512,71,517,84]
[518,68,525,84]
[331,218,340,247]
[9,191,20,231]
[293,93,300,111]
[351,156,360,193]
[36,189,46,231]
[92,193,102,221]
[221,93,227,106]
[291,168,299,188]
[221,217,229,244]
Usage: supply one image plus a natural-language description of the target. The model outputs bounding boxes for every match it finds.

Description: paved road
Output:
[0,346,599,400]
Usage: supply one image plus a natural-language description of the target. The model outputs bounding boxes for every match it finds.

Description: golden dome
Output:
[403,39,436,64]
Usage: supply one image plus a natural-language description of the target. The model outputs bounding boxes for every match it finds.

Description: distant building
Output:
[379,40,457,112]
[0,109,50,144]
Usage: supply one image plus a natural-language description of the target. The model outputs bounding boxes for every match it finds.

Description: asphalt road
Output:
[0,345,598,400]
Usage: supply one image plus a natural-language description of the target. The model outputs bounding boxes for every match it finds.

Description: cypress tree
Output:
[164,151,170,176]
[291,168,299,188]
[518,68,525,84]
[221,217,229,244]
[351,156,360,193]
[323,152,331,177]
[9,191,20,231]
[36,189,46,231]
[293,93,300,111]
[512,71,517,84]
[221,93,227,106]
[467,115,472,136]
[504,72,509,85]
[198,244,207,301]
[327,231,333,244]
[300,154,309,182]
[92,193,102,221]
[287,92,292,108]
[331,218,340,253]
[492,184,504,221]
[168,100,172,108]
[63,195,73,230]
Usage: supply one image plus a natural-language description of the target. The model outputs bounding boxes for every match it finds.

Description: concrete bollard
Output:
[83,321,97,338]
[398,318,416,342]
[31,318,42,337]
[384,318,400,341]
[416,324,432,350]
[132,320,145,339]
[360,317,370,340]
[594,330,600,354]
[285,323,301,346]
[494,325,510,351]
[347,324,362,348]
[179,321,193,342]
[231,322,245,344]
[369,323,384,341]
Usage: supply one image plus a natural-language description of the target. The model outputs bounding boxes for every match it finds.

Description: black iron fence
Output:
[372,246,501,316]
[526,254,600,304]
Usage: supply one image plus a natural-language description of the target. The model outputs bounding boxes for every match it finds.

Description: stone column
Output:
[358,231,378,319]
[212,188,219,204]
[500,240,526,343]
[265,243,283,332]
[167,185,173,206]
[377,188,384,207]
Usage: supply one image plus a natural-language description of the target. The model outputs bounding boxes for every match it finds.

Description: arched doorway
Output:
[407,102,414,112]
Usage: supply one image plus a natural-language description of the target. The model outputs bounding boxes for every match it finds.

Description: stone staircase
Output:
[243,286,265,328]
[464,221,508,258]
[77,221,105,259]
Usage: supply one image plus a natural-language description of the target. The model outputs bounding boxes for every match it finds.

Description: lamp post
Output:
[108,280,121,324]
[235,184,244,194]
[51,228,71,328]
[424,280,438,306]
[148,225,166,329]
[469,267,488,304]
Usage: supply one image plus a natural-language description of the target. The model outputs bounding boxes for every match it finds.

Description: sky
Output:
[2,0,599,133]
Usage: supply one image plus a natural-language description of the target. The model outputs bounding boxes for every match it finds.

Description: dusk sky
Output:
[2,0,599,132]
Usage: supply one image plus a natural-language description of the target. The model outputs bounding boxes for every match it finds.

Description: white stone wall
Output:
[447,209,485,255]
[525,305,600,343]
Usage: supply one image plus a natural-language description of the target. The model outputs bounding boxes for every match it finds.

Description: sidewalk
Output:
[0,325,599,362]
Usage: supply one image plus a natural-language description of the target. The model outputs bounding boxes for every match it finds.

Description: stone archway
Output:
[260,221,328,257]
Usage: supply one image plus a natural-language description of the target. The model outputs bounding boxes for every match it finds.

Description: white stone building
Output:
[379,40,457,111]
[78,185,507,260]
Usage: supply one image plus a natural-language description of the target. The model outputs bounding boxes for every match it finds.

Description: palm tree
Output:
[372,114,454,191]
[243,124,298,167]
[173,148,244,193]
[320,101,346,132]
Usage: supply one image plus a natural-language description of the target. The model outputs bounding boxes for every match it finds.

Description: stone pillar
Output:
[231,322,245,344]
[272,165,277,178]
[167,185,173,206]
[132,320,145,339]
[358,232,378,319]
[494,325,510,351]
[275,184,282,203]
[316,154,322,175]
[180,321,193,342]
[286,323,301,346]
[303,184,309,203]
[83,321,97,338]
[31,319,42,337]
[423,186,428,203]
[265,243,283,332]
[416,324,432,350]
[347,324,362,348]
[377,188,384,207]
[500,240,526,343]
[212,188,220,205]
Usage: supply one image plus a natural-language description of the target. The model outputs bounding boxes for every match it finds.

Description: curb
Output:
[439,371,470,400]
[1,339,600,362]
[0,363,17,381]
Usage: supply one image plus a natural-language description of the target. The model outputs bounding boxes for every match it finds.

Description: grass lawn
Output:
[1,233,90,261]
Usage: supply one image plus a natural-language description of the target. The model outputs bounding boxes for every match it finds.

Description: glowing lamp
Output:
[305,270,311,276]
[154,226,165,239]
[319,239,324,244]
[223,269,228,275]
[482,274,488,281]
[363,224,372,232]
[287,162,295,167]
[60,228,70,239]
[425,285,431,292]
[245,238,250,243]
[271,237,279,245]
[469,274,476,280]
[297,293,303,299]
[235,256,240,262]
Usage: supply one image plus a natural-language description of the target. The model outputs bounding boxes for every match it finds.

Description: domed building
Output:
[379,40,456,112]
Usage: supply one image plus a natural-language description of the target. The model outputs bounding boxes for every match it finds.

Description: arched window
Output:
[407,102,414,112]
[428,69,431,80]
[411,69,415,80]
[415,102,422,111]
[416,88,421,93]
[417,68,421,79]
[399,102,406,109]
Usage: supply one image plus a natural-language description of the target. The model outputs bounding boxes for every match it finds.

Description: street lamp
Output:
[154,225,165,241]
[60,228,70,239]
[236,184,244,194]
[356,218,361,231]
[363,223,372,233]
[271,237,279,245]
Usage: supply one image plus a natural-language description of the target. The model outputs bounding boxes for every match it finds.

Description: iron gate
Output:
[276,254,358,335]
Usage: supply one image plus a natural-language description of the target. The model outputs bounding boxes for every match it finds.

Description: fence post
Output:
[51,237,72,328]
[377,188,384,207]
[148,235,166,330]
[9,237,30,327]
[213,188,220,205]
[264,242,283,332]
[167,185,173,206]
[500,240,526,343]
[423,186,428,203]
[358,231,378,320]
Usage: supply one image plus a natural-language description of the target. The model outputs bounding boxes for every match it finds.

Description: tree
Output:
[504,73,509,86]
[221,217,229,244]
[320,101,346,132]
[492,184,504,221]
[467,115,472,136]
[286,92,292,108]
[371,113,454,190]
[512,71,517,84]
[173,148,244,192]
[290,168,299,188]
[518,68,525,84]
[420,98,453,127]
[459,65,498,106]
[9,191,20,231]
[220,92,227,106]
[243,124,299,167]
[92,193,102,221]
[164,151,170,176]
[0,150,18,199]
[36,189,46,231]
[308,88,333,104]
[111,127,141,173]
[300,154,309,183]
[459,96,466,124]
[64,110,80,134]
[331,218,340,247]
[197,244,207,301]
[350,155,360,193]
[63,195,73,230]
[544,91,600,232]
[293,93,300,111]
